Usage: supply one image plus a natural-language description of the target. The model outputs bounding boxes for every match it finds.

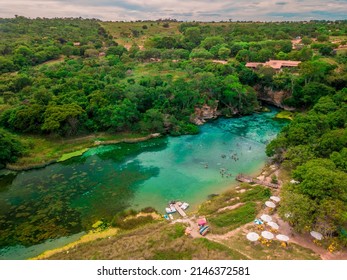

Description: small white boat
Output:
[180,202,189,210]
[165,205,177,214]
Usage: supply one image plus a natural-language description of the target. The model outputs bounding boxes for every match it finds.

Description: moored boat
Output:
[165,204,177,214]
[181,202,189,210]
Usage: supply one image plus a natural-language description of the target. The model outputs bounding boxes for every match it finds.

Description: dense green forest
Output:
[1,18,346,164]
[0,17,347,245]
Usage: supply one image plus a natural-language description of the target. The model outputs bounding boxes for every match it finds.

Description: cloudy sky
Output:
[0,0,346,21]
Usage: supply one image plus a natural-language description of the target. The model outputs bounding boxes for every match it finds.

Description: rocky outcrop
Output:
[256,86,295,110]
[191,102,220,125]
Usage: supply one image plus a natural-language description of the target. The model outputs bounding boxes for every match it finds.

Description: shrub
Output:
[271,175,278,184]
[168,224,185,240]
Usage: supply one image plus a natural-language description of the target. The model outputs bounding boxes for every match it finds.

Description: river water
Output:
[0,109,287,259]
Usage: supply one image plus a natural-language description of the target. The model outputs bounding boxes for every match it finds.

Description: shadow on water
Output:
[0,139,166,248]
[0,173,16,192]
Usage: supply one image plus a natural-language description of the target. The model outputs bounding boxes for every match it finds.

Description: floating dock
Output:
[173,202,187,217]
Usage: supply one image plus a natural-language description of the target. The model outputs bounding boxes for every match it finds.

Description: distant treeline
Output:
[0,17,346,167]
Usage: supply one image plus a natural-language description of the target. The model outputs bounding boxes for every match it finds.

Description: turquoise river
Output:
[0,108,287,259]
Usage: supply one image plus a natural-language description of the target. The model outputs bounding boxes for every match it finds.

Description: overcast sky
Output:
[0,0,346,21]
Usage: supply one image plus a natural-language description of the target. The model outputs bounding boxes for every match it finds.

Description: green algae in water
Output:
[0,109,288,259]
[57,148,89,162]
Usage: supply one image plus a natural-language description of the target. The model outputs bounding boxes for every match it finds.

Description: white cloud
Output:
[0,0,346,21]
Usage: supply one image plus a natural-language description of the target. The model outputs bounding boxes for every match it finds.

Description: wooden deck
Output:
[173,203,187,217]
[236,174,279,189]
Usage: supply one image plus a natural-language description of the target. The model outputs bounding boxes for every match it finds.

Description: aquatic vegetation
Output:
[274,111,295,121]
[57,148,89,162]
[0,110,286,258]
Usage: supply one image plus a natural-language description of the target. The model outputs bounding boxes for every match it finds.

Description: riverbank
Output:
[36,166,347,260]
[32,211,161,260]
[3,105,286,172]
[0,109,289,259]
[5,132,161,171]
[35,169,323,260]
[31,228,119,260]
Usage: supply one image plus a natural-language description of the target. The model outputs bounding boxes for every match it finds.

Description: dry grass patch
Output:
[45,221,250,260]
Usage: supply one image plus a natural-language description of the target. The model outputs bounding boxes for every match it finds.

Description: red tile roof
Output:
[246,60,301,69]
[245,62,263,68]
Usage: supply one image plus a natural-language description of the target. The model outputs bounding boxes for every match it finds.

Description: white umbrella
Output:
[276,234,290,242]
[310,231,323,240]
[246,232,260,242]
[267,221,279,230]
[265,201,276,208]
[261,231,274,240]
[260,214,272,223]
[270,196,281,202]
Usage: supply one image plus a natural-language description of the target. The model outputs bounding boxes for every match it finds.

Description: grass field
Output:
[101,21,181,48]
[198,183,270,216]
[126,61,188,82]
[209,202,257,231]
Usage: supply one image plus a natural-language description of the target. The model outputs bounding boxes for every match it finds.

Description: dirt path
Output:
[206,223,254,259]
[172,217,201,238]
[207,222,252,241]
[217,202,244,213]
[61,134,98,143]
[274,213,347,260]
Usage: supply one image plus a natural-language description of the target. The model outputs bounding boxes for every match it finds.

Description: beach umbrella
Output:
[246,232,260,242]
[276,234,290,242]
[310,231,323,240]
[270,196,281,202]
[260,214,272,222]
[265,201,276,208]
[267,221,279,230]
[261,231,274,240]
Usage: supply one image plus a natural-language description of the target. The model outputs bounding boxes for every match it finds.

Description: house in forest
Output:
[245,60,301,70]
